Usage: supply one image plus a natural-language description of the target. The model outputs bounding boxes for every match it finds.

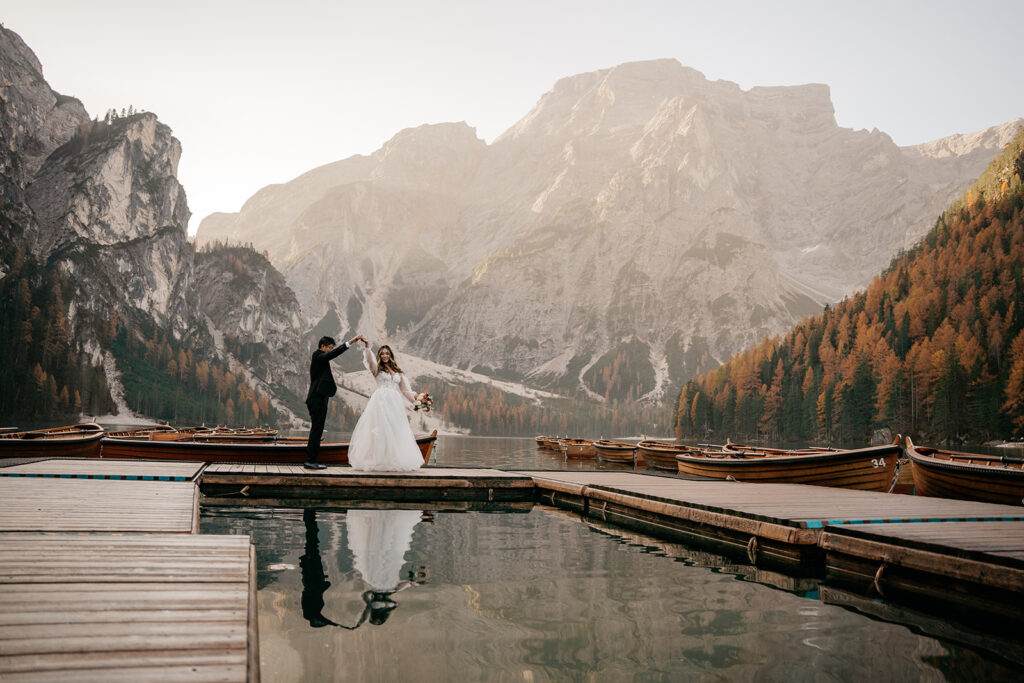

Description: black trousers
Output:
[306,395,328,463]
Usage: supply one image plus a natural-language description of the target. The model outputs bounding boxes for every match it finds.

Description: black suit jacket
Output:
[306,342,349,401]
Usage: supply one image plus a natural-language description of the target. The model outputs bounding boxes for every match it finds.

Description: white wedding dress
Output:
[347,344,424,472]
[346,509,421,591]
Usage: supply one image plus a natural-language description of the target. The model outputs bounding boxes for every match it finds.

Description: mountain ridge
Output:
[196,58,1021,402]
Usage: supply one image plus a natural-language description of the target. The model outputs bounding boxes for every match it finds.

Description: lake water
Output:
[201,436,1024,681]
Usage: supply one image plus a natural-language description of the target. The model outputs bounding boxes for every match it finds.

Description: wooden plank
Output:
[0,663,247,682]
[0,610,247,626]
[0,534,255,681]
[821,521,1024,567]
[0,649,246,673]
[0,459,204,481]
[523,471,1024,527]
[0,480,197,533]
[820,530,1024,590]
[247,542,260,683]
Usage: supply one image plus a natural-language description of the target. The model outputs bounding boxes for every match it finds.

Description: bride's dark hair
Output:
[376,345,404,374]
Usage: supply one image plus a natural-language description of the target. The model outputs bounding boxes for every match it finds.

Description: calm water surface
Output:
[201,436,1023,681]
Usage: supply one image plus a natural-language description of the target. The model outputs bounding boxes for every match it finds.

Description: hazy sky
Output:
[5,1,1023,234]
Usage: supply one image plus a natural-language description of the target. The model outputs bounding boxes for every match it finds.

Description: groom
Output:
[305,333,365,469]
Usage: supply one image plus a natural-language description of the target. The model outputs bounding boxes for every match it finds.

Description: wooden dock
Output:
[200,463,535,503]
[820,521,1024,629]
[0,478,199,534]
[0,534,258,682]
[523,470,1024,628]
[5,458,1024,677]
[0,459,257,681]
[0,459,205,482]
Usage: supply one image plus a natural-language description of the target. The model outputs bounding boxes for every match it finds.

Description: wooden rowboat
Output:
[543,437,563,451]
[560,438,596,459]
[722,443,836,456]
[906,437,1024,506]
[594,439,636,464]
[675,443,901,491]
[99,429,439,466]
[0,423,104,459]
[637,439,687,471]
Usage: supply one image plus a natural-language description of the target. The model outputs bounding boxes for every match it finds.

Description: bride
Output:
[348,342,426,471]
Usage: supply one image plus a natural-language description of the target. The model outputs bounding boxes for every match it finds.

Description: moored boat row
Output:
[537,436,638,464]
[0,423,438,466]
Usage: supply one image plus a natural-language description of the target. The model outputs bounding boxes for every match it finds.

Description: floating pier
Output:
[4,457,1024,679]
[200,463,534,503]
[0,459,258,682]
[522,470,1024,630]
[0,534,258,682]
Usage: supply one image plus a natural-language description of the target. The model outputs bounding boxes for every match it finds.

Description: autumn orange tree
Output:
[676,127,1024,444]
[0,247,116,420]
[113,321,278,427]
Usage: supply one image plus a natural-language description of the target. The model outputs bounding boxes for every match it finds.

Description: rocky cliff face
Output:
[197,59,1021,401]
[192,245,307,392]
[0,27,88,261]
[0,26,306,421]
[25,114,196,334]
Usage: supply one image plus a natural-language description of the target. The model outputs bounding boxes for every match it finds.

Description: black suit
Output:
[305,342,349,463]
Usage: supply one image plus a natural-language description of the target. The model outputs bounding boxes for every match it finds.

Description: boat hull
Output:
[675,444,900,491]
[636,440,686,471]
[594,441,636,464]
[908,442,1024,506]
[562,441,596,459]
[99,431,438,466]
[0,433,103,459]
[0,424,104,459]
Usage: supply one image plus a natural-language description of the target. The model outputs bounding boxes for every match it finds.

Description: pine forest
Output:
[675,127,1024,446]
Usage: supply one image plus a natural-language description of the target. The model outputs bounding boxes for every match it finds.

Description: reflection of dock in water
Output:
[575,512,819,596]
[5,457,1024,678]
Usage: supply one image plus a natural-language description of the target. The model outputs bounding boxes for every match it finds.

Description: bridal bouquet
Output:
[414,393,433,413]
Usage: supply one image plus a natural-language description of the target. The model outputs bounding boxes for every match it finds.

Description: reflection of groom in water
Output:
[305,334,365,469]
[299,509,339,627]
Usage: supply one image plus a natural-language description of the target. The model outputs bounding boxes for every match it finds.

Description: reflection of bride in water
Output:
[346,508,423,626]
[300,508,424,629]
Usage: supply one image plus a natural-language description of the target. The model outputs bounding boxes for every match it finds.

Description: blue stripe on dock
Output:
[810,515,1024,527]
[0,471,191,481]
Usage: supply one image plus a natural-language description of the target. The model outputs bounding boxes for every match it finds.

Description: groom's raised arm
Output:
[324,343,349,361]
[325,334,367,361]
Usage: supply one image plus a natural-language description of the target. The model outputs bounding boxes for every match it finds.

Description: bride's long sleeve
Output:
[362,343,378,376]
[399,375,418,404]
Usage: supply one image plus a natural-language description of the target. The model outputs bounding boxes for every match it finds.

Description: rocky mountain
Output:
[0,26,306,425]
[197,59,1022,402]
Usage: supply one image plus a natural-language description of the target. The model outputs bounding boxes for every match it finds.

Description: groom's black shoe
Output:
[303,462,327,470]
